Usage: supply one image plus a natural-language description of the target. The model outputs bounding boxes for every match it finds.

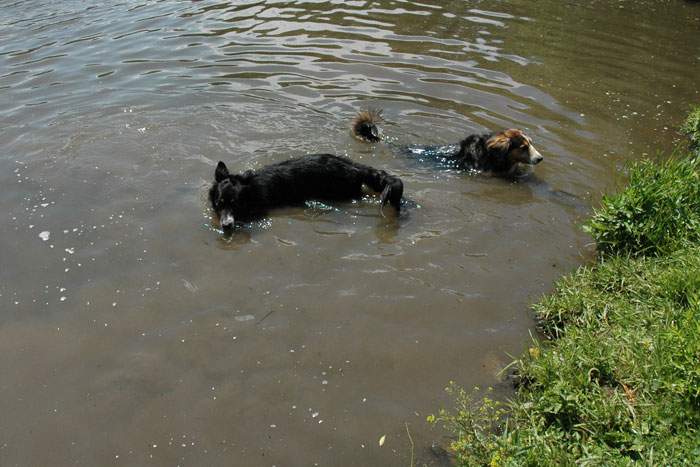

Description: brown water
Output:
[1,1,698,465]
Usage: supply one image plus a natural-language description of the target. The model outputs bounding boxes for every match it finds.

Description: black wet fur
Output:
[405,134,510,171]
[455,133,512,172]
[209,154,404,231]
[403,135,508,170]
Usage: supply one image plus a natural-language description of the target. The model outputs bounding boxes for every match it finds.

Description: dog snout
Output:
[220,212,235,229]
[528,145,544,165]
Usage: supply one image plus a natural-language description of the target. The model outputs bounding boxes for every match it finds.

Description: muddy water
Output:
[1,1,698,465]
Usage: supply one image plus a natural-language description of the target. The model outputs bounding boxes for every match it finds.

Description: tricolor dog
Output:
[352,110,544,176]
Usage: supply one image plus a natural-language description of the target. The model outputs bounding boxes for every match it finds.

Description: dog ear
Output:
[215,161,230,182]
[486,132,511,157]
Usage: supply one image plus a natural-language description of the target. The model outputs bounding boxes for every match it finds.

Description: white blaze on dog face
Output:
[220,211,235,229]
[214,181,238,229]
[502,131,543,166]
[525,136,543,165]
[211,161,240,231]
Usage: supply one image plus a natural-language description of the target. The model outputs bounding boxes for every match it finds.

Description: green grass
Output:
[431,115,700,466]
[584,155,700,257]
[681,105,700,151]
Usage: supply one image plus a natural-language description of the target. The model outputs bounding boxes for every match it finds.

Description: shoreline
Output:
[433,106,700,465]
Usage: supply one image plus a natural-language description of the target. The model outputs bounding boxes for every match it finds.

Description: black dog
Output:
[352,110,544,176]
[209,154,404,232]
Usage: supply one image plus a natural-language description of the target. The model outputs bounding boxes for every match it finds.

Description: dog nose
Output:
[528,145,543,165]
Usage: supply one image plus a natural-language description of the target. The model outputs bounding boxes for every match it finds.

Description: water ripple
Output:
[1,0,553,131]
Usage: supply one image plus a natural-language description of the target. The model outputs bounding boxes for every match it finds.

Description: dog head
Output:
[486,129,543,170]
[209,161,241,233]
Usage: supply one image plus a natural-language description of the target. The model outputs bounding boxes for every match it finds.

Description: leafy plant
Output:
[428,385,509,466]
[584,155,700,257]
[681,105,700,151]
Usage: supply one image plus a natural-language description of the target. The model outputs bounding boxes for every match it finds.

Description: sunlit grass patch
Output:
[585,155,700,257]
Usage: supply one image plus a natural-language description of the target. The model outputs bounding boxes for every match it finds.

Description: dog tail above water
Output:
[351,109,383,143]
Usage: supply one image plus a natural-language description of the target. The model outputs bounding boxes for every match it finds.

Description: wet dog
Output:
[209,154,404,233]
[352,110,543,176]
[447,129,544,175]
